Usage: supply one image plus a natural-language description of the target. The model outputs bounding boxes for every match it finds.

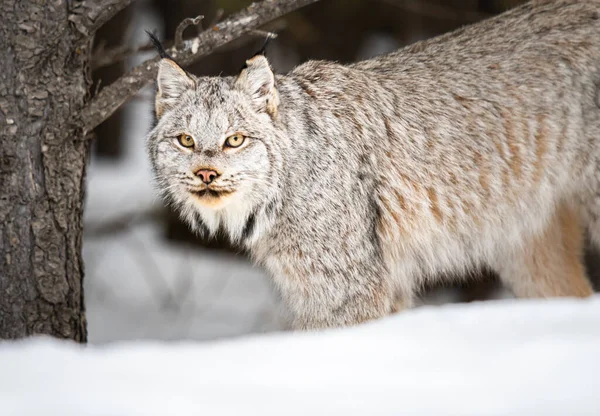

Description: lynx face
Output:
[147,56,283,238]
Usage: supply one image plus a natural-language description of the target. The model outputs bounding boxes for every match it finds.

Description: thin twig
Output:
[85,207,164,238]
[80,0,320,134]
[92,42,164,70]
[126,230,178,309]
[93,78,103,97]
[174,15,204,48]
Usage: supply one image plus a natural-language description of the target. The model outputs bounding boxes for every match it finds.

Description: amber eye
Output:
[177,134,195,148]
[224,133,245,148]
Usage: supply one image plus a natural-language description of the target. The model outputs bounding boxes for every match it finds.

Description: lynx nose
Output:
[195,169,219,184]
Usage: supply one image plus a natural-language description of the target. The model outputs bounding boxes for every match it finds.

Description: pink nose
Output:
[195,169,219,184]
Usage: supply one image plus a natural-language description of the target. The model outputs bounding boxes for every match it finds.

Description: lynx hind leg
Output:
[494,204,593,299]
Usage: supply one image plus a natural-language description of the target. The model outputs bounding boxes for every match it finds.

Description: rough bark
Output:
[0,0,91,340]
[68,0,135,36]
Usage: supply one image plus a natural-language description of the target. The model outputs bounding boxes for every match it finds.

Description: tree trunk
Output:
[0,0,90,341]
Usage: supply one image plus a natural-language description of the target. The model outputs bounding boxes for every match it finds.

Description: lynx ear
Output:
[155,59,195,118]
[235,55,279,117]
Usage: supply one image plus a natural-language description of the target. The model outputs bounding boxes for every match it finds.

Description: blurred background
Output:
[84,0,599,344]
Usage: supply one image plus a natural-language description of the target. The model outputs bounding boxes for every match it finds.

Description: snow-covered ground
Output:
[2,296,600,416]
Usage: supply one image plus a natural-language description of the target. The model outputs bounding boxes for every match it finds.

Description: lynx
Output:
[147,0,597,329]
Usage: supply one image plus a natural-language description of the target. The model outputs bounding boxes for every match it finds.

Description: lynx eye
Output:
[224,133,245,148]
[177,134,195,148]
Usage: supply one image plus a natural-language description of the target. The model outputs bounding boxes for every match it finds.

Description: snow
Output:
[1,296,600,416]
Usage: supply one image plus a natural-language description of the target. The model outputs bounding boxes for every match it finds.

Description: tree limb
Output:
[69,0,136,36]
[91,41,163,71]
[175,15,205,48]
[91,21,286,71]
[84,207,164,238]
[80,0,320,134]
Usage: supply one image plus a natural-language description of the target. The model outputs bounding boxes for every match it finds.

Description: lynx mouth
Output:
[189,187,236,209]
[190,188,234,199]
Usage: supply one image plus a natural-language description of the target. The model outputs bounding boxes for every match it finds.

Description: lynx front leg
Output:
[280,264,395,330]
[494,204,593,298]
[293,285,395,330]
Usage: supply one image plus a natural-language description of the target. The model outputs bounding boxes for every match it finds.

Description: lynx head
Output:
[147,54,285,241]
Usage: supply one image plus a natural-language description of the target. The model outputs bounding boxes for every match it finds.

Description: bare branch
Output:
[92,42,161,70]
[175,15,204,48]
[92,25,284,71]
[379,0,490,22]
[80,0,320,134]
[84,207,163,238]
[69,0,135,36]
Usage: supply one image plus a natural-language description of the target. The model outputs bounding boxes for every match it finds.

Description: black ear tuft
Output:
[255,33,276,58]
[241,34,276,71]
[146,30,173,60]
